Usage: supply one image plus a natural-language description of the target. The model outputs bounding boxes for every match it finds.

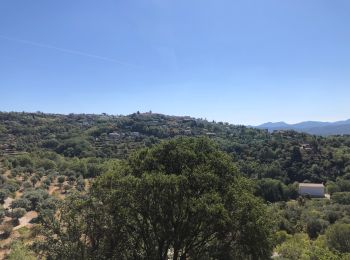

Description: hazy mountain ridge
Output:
[257,119,350,136]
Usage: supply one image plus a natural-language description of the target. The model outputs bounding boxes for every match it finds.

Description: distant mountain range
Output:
[256,119,350,136]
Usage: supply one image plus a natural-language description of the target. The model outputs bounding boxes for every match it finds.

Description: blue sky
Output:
[0,0,350,125]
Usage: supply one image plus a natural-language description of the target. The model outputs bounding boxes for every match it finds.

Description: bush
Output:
[306,218,328,239]
[76,178,85,191]
[276,233,310,259]
[274,230,292,245]
[0,189,9,203]
[22,189,49,211]
[11,198,32,211]
[56,138,94,157]
[14,155,33,168]
[41,183,49,190]
[8,242,36,260]
[327,181,341,195]
[12,208,26,219]
[68,175,76,184]
[325,210,342,224]
[37,196,57,213]
[338,179,350,192]
[332,192,350,205]
[62,184,71,194]
[57,176,65,184]
[22,181,33,189]
[2,181,20,193]
[0,223,13,239]
[37,159,57,170]
[255,178,289,202]
[30,175,40,187]
[43,178,51,186]
[0,175,6,185]
[326,223,350,253]
[0,208,5,221]
[11,208,26,226]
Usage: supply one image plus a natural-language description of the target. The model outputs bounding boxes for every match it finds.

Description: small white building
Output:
[298,183,325,198]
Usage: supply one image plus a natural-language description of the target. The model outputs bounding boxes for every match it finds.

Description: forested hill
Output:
[2,111,350,258]
[257,119,350,136]
[1,111,350,185]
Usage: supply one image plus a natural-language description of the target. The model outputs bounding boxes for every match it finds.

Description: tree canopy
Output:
[36,137,273,259]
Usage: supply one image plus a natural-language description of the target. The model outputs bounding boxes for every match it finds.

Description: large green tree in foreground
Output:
[36,137,273,259]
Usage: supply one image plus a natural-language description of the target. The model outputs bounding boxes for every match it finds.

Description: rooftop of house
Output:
[299,183,324,188]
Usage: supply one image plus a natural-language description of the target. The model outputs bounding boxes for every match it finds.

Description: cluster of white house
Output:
[298,183,325,198]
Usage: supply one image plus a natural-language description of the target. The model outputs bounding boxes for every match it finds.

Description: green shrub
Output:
[327,181,341,195]
[0,189,9,203]
[326,223,350,253]
[11,198,32,211]
[8,242,36,260]
[332,192,350,205]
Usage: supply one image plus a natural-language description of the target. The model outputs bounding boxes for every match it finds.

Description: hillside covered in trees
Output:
[1,111,350,185]
[1,112,350,259]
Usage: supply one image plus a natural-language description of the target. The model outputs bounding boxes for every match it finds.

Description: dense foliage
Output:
[35,138,273,259]
[1,112,350,259]
[2,112,350,187]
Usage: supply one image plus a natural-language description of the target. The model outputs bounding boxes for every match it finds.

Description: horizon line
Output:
[0,110,349,127]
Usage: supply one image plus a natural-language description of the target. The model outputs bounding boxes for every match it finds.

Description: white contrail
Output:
[0,34,138,67]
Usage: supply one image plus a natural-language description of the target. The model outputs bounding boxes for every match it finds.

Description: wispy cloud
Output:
[0,34,138,68]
